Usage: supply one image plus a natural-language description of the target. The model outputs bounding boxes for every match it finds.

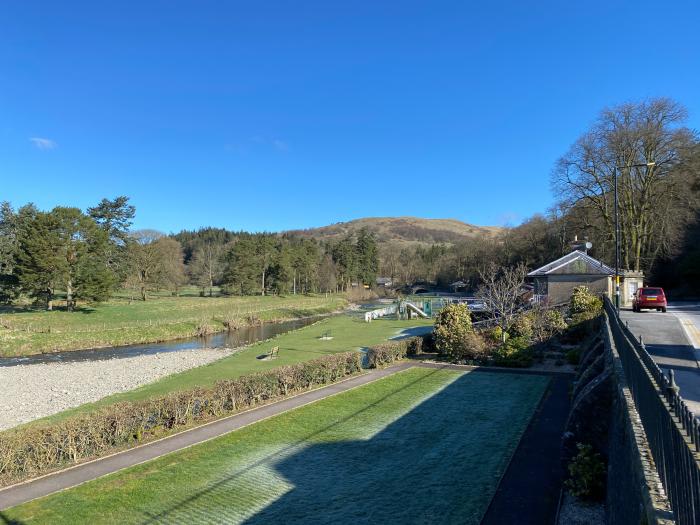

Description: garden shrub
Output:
[489,326,508,343]
[531,308,567,343]
[433,303,473,360]
[0,351,363,487]
[569,286,603,317]
[493,336,533,368]
[565,443,606,500]
[457,331,488,361]
[366,336,430,367]
[510,313,534,340]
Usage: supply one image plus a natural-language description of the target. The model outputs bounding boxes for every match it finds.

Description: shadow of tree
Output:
[138,369,547,525]
[0,512,24,525]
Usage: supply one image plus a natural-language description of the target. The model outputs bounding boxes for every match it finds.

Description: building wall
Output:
[546,275,612,305]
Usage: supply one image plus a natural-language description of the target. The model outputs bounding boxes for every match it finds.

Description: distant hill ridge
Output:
[287,217,503,246]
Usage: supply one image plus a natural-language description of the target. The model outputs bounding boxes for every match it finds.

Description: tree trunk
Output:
[66,278,74,312]
[261,269,266,296]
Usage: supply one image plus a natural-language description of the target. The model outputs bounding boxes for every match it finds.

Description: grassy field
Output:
[0,292,347,357]
[3,367,549,524]
[28,315,434,424]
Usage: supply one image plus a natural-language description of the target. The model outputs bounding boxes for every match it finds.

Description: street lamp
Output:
[613,161,656,311]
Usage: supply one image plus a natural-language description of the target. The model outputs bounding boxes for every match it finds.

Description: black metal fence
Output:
[605,298,700,524]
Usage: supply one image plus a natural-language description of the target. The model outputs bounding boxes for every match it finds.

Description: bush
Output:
[488,326,509,343]
[366,336,428,367]
[569,286,603,317]
[493,336,533,368]
[510,313,534,340]
[433,304,473,360]
[565,443,606,500]
[531,308,567,343]
[0,351,363,487]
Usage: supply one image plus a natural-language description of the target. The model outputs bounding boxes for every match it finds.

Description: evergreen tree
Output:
[356,227,379,286]
[88,196,136,283]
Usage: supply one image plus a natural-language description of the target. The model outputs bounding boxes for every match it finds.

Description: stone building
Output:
[528,250,615,305]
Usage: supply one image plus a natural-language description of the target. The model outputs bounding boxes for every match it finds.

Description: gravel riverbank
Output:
[0,348,237,431]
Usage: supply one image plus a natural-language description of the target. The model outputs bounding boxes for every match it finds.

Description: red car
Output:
[632,287,667,313]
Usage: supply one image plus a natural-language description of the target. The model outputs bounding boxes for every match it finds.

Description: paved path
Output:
[620,304,700,414]
[0,364,412,511]
[481,375,572,525]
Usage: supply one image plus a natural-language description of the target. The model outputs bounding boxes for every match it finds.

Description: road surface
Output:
[619,302,700,415]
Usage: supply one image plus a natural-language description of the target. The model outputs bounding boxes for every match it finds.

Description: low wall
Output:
[603,317,674,525]
[563,315,674,524]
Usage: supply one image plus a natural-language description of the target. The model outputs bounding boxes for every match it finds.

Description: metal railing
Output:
[605,298,700,524]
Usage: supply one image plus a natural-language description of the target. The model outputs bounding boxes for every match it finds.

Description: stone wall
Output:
[603,318,674,525]
[548,275,611,305]
[562,315,674,525]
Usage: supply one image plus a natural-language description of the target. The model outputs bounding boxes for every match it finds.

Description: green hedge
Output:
[366,335,429,368]
[0,351,363,487]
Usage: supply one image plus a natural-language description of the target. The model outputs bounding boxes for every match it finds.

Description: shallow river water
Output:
[0,316,323,368]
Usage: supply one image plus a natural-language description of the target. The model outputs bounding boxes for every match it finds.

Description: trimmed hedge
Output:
[0,351,362,487]
[366,335,429,368]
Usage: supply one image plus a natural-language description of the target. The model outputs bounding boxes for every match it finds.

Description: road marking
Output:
[679,318,700,350]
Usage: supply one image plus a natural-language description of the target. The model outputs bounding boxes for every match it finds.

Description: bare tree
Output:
[552,98,696,272]
[477,262,528,342]
[127,231,185,300]
[189,243,224,296]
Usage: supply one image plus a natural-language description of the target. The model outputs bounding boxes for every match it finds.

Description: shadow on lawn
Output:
[138,368,546,525]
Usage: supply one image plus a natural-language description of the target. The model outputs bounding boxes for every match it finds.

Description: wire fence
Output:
[605,298,700,525]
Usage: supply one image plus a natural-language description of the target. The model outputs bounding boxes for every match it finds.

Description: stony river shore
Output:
[0,348,236,431]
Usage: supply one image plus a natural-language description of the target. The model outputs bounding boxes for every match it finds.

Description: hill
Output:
[287,217,503,246]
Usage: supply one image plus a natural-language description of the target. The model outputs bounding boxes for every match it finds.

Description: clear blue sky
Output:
[1,1,699,233]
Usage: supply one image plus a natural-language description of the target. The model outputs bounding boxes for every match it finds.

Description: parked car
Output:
[632,287,667,313]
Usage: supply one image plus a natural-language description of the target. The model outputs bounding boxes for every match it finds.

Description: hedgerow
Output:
[366,336,429,368]
[0,351,362,486]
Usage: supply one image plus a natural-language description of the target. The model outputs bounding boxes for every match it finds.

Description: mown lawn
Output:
[30,315,434,423]
[0,293,347,357]
[3,368,549,524]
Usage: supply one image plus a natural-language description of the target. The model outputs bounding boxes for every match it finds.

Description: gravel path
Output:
[0,348,236,431]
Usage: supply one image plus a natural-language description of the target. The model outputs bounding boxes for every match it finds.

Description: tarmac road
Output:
[619,302,700,415]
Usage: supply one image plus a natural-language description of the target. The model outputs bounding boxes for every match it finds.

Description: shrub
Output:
[493,336,533,368]
[366,336,429,368]
[531,308,567,343]
[433,304,473,360]
[458,331,488,361]
[489,326,509,343]
[565,443,606,500]
[569,286,603,317]
[510,313,534,340]
[0,351,363,487]
[405,337,424,356]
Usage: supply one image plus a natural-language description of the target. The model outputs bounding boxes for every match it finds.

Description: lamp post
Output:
[613,161,655,311]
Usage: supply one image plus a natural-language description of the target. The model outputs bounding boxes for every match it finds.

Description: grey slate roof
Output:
[527,250,615,277]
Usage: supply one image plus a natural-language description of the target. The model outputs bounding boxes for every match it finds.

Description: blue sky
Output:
[1,1,699,233]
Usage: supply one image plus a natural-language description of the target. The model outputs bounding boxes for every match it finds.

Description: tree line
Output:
[0,199,380,309]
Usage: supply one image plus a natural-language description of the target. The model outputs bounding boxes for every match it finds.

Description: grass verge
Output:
[0,294,347,357]
[3,367,549,524]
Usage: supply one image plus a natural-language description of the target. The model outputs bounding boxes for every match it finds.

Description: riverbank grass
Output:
[29,315,434,423]
[3,367,549,524]
[0,293,347,357]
